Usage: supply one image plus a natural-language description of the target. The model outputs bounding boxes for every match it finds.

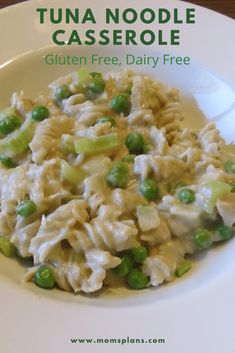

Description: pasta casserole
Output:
[0,68,234,293]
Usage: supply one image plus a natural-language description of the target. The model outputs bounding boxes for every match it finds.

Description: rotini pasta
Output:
[0,68,234,294]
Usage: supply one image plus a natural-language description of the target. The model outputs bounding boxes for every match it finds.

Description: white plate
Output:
[0,1,235,353]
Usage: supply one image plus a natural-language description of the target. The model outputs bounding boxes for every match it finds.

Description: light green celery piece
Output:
[74,133,119,155]
[136,205,160,232]
[122,154,136,163]
[0,106,18,120]
[61,160,87,184]
[61,134,76,154]
[175,260,192,278]
[199,180,231,213]
[0,118,36,158]
[0,236,16,257]
[75,67,92,89]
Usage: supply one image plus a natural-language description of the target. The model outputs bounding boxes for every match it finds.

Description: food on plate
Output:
[0,68,234,294]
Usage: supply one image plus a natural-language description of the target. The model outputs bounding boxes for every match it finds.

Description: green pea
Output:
[175,181,187,189]
[131,246,148,264]
[55,84,71,101]
[125,132,145,154]
[0,236,16,257]
[34,265,55,289]
[114,255,133,277]
[97,116,116,127]
[32,106,49,121]
[0,156,16,168]
[139,179,160,200]
[127,269,149,289]
[106,161,129,189]
[16,200,37,217]
[111,94,130,114]
[88,75,105,94]
[216,224,232,240]
[175,260,192,277]
[121,154,136,163]
[194,229,212,249]
[177,188,195,204]
[230,183,235,193]
[224,160,235,174]
[0,115,21,135]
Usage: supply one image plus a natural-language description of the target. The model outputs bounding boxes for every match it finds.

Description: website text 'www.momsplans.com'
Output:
[70,337,166,345]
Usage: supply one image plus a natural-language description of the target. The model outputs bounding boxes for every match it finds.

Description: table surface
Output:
[0,0,235,18]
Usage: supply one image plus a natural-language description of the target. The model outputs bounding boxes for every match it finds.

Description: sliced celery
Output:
[198,181,231,213]
[136,205,160,232]
[175,260,192,277]
[61,134,76,154]
[61,160,87,184]
[0,118,36,158]
[122,154,136,163]
[0,236,16,257]
[75,67,92,90]
[74,133,119,155]
[0,106,19,120]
